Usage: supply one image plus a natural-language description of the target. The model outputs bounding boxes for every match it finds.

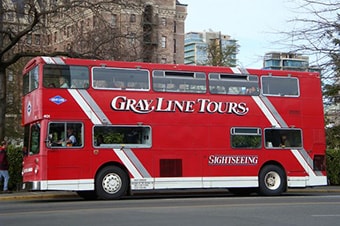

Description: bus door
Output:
[46,122,87,183]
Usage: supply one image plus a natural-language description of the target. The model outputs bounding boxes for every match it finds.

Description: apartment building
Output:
[263,52,310,71]
[184,30,238,66]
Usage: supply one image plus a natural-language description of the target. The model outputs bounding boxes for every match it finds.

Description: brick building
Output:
[45,0,187,64]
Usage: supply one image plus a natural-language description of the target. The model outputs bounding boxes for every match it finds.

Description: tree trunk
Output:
[0,66,7,141]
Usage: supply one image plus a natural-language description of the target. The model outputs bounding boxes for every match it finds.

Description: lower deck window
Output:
[231,127,262,148]
[264,128,302,148]
[48,122,83,148]
[93,125,151,148]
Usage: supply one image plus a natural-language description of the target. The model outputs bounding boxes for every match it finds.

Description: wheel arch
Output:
[259,161,287,192]
[95,161,131,194]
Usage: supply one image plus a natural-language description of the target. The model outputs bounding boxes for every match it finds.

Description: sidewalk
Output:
[0,186,339,201]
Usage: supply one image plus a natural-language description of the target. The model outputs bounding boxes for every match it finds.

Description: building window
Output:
[161,17,167,26]
[34,34,41,45]
[130,14,136,23]
[111,15,117,27]
[173,39,176,53]
[128,32,136,44]
[26,34,32,44]
[174,21,177,33]
[47,34,51,45]
[54,31,58,43]
[161,36,167,48]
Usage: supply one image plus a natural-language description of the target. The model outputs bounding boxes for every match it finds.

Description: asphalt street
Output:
[0,186,339,201]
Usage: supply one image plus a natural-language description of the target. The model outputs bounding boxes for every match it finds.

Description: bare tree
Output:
[284,0,340,148]
[0,0,148,140]
[285,0,340,80]
[204,40,239,67]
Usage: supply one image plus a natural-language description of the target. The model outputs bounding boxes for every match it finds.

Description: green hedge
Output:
[0,145,23,191]
[326,149,340,185]
[1,146,339,191]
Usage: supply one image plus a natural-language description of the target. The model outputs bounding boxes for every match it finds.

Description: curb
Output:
[0,192,79,201]
[1,186,339,201]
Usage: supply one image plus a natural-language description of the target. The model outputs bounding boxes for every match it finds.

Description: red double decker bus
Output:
[21,56,327,199]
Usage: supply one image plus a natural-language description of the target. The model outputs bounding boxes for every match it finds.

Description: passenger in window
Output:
[48,83,56,88]
[95,80,108,88]
[113,81,125,88]
[66,127,77,146]
[59,76,69,88]
[246,87,259,95]
[280,135,290,148]
[58,127,77,146]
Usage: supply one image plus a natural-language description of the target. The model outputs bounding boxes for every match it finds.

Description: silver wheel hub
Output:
[264,171,281,190]
[102,173,122,194]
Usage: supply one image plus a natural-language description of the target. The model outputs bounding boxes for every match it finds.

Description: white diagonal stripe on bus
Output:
[124,149,151,178]
[52,57,66,65]
[252,96,280,127]
[291,149,316,177]
[114,149,143,179]
[42,56,56,64]
[230,67,242,74]
[259,95,287,127]
[253,96,313,169]
[297,148,317,174]
[78,90,111,124]
[68,89,102,125]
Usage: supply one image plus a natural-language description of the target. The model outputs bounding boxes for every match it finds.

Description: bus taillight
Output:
[313,155,326,171]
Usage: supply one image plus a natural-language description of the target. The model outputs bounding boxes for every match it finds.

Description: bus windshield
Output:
[43,65,89,89]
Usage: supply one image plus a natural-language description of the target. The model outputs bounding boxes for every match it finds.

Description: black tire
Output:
[95,166,129,200]
[228,188,256,196]
[258,165,286,196]
[76,191,97,200]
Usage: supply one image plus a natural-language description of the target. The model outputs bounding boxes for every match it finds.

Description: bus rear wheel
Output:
[258,165,286,196]
[96,166,128,200]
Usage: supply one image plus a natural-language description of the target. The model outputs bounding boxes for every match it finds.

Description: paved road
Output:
[0,186,339,201]
[1,191,340,226]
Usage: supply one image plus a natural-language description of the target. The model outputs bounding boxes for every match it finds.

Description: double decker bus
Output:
[21,56,327,199]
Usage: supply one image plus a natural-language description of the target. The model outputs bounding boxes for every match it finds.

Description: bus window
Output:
[152,70,206,93]
[23,123,41,156]
[231,127,262,149]
[43,65,89,89]
[47,122,83,148]
[93,125,151,148]
[23,66,39,95]
[264,128,302,148]
[261,76,299,97]
[209,73,259,95]
[92,67,149,90]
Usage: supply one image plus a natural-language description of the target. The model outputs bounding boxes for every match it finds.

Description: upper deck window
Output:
[23,66,39,95]
[92,67,149,91]
[261,76,299,97]
[208,73,259,95]
[43,65,89,89]
[152,70,206,93]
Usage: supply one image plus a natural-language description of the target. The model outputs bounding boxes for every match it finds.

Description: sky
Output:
[182,0,300,68]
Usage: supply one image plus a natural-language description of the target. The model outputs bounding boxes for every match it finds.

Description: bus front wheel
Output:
[96,166,128,200]
[258,165,286,196]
